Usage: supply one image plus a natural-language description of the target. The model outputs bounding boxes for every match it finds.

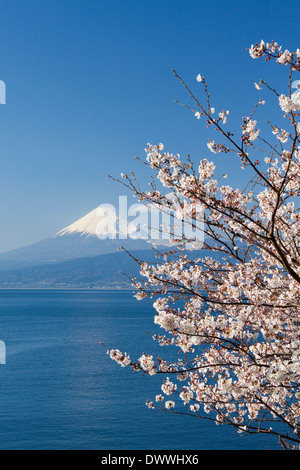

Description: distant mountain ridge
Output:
[0,232,154,271]
[0,249,152,289]
[0,205,167,271]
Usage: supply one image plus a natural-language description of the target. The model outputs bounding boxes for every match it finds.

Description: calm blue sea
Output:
[0,289,277,450]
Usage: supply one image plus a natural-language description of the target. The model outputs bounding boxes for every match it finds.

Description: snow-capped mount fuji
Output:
[0,205,161,271]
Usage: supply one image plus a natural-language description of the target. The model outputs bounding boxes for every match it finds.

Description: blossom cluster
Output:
[105,39,300,450]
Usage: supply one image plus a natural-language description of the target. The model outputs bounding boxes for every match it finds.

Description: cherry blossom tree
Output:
[102,40,300,450]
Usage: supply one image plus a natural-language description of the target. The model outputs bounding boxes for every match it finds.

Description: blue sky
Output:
[0,0,299,252]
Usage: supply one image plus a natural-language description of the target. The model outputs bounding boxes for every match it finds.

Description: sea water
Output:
[0,289,277,450]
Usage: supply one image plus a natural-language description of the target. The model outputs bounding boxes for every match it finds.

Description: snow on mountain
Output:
[0,204,167,271]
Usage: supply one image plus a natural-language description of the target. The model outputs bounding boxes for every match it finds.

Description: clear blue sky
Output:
[0,0,298,252]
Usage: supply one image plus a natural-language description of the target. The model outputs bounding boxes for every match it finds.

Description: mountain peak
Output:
[56,206,114,238]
